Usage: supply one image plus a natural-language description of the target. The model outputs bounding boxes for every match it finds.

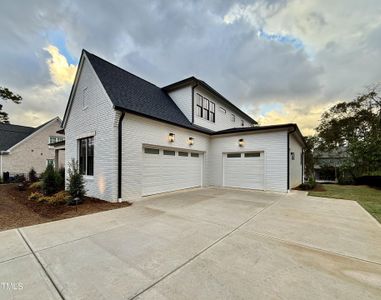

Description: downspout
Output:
[117,112,125,201]
[287,126,297,191]
[191,83,199,124]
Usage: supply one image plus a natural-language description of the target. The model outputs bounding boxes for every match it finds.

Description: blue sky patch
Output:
[45,30,76,65]
[258,29,304,50]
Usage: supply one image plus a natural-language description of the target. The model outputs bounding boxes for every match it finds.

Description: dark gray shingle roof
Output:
[84,50,211,133]
[0,124,35,151]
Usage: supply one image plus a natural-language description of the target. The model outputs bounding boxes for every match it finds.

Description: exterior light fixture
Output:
[168,133,175,143]
[188,137,194,146]
[238,138,244,147]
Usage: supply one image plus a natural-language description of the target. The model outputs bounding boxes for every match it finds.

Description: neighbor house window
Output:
[49,136,65,144]
[231,114,235,122]
[46,159,54,167]
[196,94,203,117]
[79,136,94,175]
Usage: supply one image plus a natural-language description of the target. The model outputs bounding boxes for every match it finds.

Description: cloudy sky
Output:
[1,0,381,135]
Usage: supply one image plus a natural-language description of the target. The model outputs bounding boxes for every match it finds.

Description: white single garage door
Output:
[142,147,203,196]
[223,152,264,190]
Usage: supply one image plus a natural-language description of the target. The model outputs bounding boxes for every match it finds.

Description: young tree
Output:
[0,87,22,123]
[67,159,86,198]
[303,136,318,179]
[42,163,59,195]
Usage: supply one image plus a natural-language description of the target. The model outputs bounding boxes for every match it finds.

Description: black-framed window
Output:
[163,150,175,156]
[196,94,203,117]
[244,152,260,158]
[79,136,94,176]
[144,148,159,154]
[210,102,215,122]
[196,93,215,123]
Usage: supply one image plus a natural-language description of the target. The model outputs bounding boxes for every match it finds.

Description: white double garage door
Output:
[143,146,265,196]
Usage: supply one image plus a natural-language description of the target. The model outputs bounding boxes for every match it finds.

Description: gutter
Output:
[117,112,125,200]
[191,83,199,124]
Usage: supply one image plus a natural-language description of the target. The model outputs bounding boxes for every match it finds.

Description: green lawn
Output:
[309,184,381,223]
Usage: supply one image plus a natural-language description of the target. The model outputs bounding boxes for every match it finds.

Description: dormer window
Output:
[196,93,215,123]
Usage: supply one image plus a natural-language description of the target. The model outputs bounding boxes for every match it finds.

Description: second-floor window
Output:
[196,93,215,122]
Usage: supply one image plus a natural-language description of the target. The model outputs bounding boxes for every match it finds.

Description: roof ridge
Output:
[83,49,160,89]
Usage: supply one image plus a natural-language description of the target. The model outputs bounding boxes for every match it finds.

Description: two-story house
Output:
[0,117,64,178]
[62,50,305,202]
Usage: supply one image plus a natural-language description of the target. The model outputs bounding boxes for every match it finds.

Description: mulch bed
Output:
[0,184,131,231]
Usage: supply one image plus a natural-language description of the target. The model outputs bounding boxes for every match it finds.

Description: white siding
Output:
[209,130,288,192]
[64,56,119,201]
[167,86,193,121]
[289,133,303,188]
[193,85,254,131]
[122,113,210,201]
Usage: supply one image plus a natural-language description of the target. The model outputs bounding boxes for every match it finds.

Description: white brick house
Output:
[62,50,305,202]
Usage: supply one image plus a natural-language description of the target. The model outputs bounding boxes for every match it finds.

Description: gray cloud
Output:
[0,0,381,132]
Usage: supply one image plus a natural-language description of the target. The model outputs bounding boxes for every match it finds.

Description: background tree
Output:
[303,136,318,179]
[316,85,381,178]
[0,87,22,123]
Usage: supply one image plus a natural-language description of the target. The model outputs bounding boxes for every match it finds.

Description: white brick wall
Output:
[64,56,119,201]
[2,118,63,175]
[209,130,289,192]
[121,113,210,201]
[167,86,192,121]
[289,133,303,188]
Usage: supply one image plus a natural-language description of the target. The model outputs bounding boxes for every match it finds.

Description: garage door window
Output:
[227,153,241,158]
[163,150,175,156]
[178,152,188,157]
[244,152,260,158]
[144,148,159,154]
[191,153,199,157]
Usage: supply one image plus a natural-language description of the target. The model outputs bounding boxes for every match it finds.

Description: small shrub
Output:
[67,159,86,198]
[298,177,316,190]
[46,191,72,205]
[28,168,38,183]
[29,192,43,201]
[14,174,26,183]
[42,164,59,195]
[29,181,43,190]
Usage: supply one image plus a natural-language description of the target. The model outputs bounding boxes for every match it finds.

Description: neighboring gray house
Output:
[0,117,64,177]
[61,50,305,202]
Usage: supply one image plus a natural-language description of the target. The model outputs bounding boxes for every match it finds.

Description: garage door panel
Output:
[223,153,264,190]
[142,148,202,196]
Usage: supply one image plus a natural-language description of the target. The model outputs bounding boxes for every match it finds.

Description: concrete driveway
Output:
[1,188,381,299]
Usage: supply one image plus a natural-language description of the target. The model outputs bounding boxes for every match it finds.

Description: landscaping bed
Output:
[308,184,381,223]
[0,183,130,231]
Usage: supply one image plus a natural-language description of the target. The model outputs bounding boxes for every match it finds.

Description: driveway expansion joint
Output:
[17,228,65,300]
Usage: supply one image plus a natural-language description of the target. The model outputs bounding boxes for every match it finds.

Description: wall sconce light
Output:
[238,138,244,147]
[168,133,175,143]
[188,137,194,146]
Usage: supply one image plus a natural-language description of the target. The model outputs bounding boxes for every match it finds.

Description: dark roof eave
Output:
[163,77,257,125]
[114,106,213,135]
